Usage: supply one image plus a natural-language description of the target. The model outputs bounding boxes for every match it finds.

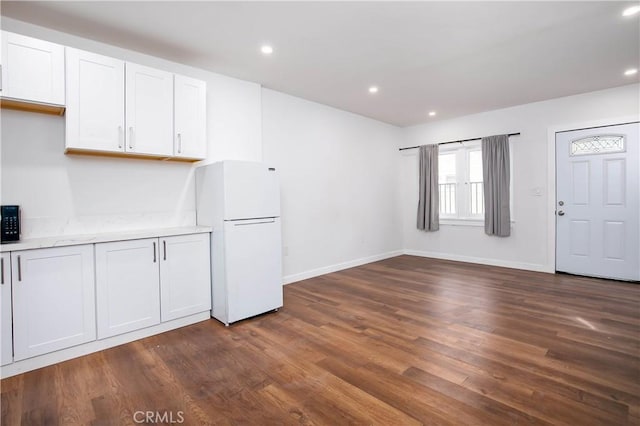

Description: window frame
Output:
[437,140,514,226]
[437,150,458,219]
[438,141,484,222]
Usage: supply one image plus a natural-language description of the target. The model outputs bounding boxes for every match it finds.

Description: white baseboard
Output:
[283,249,552,285]
[403,249,553,273]
[0,311,211,379]
[283,250,403,285]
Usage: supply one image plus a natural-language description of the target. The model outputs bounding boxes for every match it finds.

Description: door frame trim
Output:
[546,115,639,273]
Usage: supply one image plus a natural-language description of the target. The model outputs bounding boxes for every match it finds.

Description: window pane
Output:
[468,151,484,215]
[438,153,456,215]
[468,150,483,182]
[570,135,625,156]
[439,183,456,215]
[438,153,456,183]
[469,182,484,215]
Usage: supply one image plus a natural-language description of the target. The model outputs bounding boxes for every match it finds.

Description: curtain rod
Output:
[398,132,521,151]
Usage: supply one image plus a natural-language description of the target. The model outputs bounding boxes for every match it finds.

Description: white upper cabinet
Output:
[174,75,207,160]
[1,253,12,366]
[126,63,174,157]
[0,31,65,105]
[65,49,184,159]
[65,47,125,153]
[11,245,96,361]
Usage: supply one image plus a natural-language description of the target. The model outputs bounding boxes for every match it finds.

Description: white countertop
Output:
[0,226,212,252]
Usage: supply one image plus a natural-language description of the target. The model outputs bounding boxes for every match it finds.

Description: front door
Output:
[556,122,639,281]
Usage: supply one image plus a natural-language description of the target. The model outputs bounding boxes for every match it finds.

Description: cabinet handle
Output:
[17,255,22,282]
[163,240,167,261]
[129,126,134,150]
[177,133,182,154]
[118,126,123,149]
[153,242,157,263]
[0,64,3,92]
[1,257,4,284]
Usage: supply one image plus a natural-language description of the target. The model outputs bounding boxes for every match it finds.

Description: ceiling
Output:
[2,1,639,127]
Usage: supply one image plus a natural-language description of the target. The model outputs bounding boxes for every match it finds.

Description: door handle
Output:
[234,220,275,226]
[118,126,123,149]
[129,126,134,150]
[558,211,565,216]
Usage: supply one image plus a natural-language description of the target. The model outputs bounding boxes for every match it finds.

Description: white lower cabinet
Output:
[160,234,211,321]
[11,245,96,361]
[95,238,161,339]
[1,231,211,376]
[1,253,12,365]
[95,234,212,337]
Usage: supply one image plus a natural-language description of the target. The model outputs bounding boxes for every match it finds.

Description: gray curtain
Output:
[417,144,439,231]
[482,134,510,237]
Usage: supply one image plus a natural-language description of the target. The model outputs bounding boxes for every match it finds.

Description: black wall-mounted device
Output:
[1,205,21,243]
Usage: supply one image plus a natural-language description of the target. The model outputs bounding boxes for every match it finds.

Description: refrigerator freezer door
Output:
[223,161,280,220]
[224,218,283,323]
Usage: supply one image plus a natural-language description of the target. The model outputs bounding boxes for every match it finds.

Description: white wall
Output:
[2,17,637,281]
[400,84,640,272]
[0,18,262,238]
[261,89,403,283]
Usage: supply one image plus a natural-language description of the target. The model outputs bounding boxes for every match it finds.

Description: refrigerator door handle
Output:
[233,219,275,226]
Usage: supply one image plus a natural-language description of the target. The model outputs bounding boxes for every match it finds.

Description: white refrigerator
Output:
[195,161,283,325]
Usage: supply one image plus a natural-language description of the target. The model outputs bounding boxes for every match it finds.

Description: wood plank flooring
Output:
[2,255,639,425]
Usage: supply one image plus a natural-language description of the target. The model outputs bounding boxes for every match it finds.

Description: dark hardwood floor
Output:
[2,255,639,425]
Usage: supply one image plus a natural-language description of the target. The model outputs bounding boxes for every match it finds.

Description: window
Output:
[570,135,625,156]
[438,152,457,215]
[438,142,484,219]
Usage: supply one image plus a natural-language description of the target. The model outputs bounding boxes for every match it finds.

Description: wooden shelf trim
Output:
[1,97,66,116]
[64,148,203,163]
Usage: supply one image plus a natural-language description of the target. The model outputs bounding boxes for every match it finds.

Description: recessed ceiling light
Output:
[428,111,437,117]
[368,86,379,94]
[624,68,638,76]
[622,5,640,16]
[261,45,274,55]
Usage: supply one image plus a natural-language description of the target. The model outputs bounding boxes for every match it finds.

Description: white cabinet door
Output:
[174,75,207,160]
[1,253,12,366]
[125,63,174,157]
[11,245,96,361]
[66,48,125,153]
[95,238,160,339]
[1,31,65,105]
[159,234,211,322]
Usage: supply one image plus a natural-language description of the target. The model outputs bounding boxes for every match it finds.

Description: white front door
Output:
[556,122,639,281]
